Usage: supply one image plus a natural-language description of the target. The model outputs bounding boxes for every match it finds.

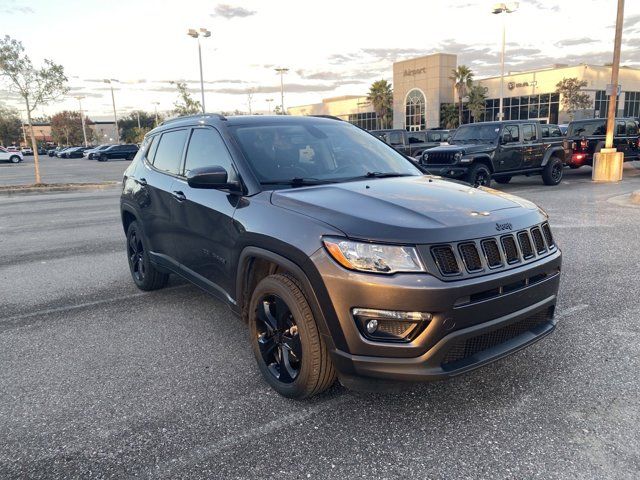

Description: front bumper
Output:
[310,247,561,385]
[423,165,468,178]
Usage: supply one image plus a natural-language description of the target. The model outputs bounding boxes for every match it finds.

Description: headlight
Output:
[422,152,429,162]
[454,152,463,161]
[323,237,425,274]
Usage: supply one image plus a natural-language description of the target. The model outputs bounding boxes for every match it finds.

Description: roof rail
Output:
[160,113,227,126]
[309,115,344,121]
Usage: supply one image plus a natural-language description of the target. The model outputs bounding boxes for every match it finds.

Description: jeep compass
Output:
[120,115,562,399]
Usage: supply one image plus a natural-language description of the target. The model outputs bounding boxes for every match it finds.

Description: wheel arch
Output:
[470,155,494,172]
[542,146,565,166]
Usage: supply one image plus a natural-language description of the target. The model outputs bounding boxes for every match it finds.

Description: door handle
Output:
[135,177,147,186]
[172,190,186,201]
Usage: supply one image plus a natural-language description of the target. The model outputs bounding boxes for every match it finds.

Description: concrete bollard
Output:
[592,148,624,182]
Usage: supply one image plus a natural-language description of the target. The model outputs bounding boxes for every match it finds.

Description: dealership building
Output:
[288,53,640,129]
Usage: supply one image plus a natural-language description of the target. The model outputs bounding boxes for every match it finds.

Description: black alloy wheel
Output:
[542,157,564,186]
[254,294,302,383]
[128,228,145,283]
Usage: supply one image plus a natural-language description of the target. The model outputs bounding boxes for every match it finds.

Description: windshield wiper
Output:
[260,177,333,187]
[341,172,414,182]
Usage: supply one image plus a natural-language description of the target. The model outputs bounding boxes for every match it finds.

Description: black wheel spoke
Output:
[257,333,277,359]
[257,300,278,333]
[278,346,298,382]
[129,234,137,253]
[282,333,302,360]
[273,296,290,330]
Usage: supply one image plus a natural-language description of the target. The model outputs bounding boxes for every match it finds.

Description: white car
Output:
[21,147,33,155]
[0,147,24,163]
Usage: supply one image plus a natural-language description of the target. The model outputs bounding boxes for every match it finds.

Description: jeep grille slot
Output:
[501,235,520,264]
[517,231,535,259]
[542,222,554,248]
[530,227,546,254]
[431,246,460,275]
[481,239,503,268]
[458,243,483,272]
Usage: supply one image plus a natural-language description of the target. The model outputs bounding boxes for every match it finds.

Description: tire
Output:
[494,176,512,184]
[249,273,336,399]
[97,154,107,162]
[9,155,21,164]
[569,164,582,169]
[542,156,564,186]
[466,163,492,188]
[126,220,168,291]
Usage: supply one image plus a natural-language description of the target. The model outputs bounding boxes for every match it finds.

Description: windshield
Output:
[567,121,605,137]
[450,124,500,143]
[230,121,421,186]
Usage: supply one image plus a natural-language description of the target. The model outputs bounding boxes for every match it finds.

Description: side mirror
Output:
[187,165,239,191]
[501,133,513,144]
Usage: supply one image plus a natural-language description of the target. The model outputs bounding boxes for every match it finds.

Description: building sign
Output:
[507,80,538,90]
[403,67,426,77]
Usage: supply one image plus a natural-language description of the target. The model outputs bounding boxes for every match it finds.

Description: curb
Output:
[0,182,120,195]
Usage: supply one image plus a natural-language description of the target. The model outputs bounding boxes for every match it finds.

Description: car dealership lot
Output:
[1,166,640,478]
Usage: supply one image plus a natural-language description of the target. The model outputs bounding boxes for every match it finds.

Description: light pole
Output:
[152,101,160,125]
[103,79,119,142]
[187,28,211,114]
[275,68,289,114]
[492,2,519,121]
[75,95,88,147]
[266,98,274,114]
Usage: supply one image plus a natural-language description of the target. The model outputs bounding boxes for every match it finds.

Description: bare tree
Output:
[0,35,68,184]
[247,89,254,115]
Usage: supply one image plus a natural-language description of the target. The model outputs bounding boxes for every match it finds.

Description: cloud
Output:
[555,37,599,47]
[0,2,34,14]
[527,0,559,12]
[624,13,640,30]
[211,4,256,19]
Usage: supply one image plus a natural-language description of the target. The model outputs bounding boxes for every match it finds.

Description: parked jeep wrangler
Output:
[372,129,450,158]
[564,117,640,168]
[420,121,565,187]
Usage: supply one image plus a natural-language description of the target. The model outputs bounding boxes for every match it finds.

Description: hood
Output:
[427,143,496,155]
[270,176,544,244]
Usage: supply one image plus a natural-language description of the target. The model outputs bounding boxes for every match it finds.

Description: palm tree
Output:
[440,103,459,129]
[367,79,393,129]
[467,84,488,123]
[449,66,474,126]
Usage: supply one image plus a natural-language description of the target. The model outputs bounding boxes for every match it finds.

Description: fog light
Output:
[352,308,433,343]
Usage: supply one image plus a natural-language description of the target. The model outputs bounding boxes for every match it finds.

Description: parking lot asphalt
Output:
[1,161,640,479]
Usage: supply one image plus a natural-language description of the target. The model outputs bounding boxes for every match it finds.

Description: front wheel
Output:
[542,157,564,185]
[126,221,169,291]
[9,155,21,164]
[249,274,336,399]
[466,163,492,188]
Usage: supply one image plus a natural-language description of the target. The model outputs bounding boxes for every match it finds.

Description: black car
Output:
[372,129,450,158]
[84,144,112,159]
[65,147,90,158]
[96,144,139,161]
[120,115,561,399]
[564,117,639,168]
[420,121,566,187]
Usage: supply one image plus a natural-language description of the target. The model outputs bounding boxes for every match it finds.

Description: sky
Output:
[1,0,639,121]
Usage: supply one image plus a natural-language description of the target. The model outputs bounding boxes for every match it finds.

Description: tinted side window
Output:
[145,136,159,163]
[541,126,549,138]
[627,121,639,136]
[388,132,404,145]
[616,121,626,135]
[184,128,237,180]
[153,129,188,175]
[522,124,536,141]
[408,132,425,143]
[549,126,563,137]
[428,132,442,142]
[503,125,520,142]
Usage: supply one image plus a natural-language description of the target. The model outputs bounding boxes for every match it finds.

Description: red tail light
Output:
[580,139,588,149]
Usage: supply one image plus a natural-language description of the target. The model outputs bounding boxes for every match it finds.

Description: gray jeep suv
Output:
[120,115,562,399]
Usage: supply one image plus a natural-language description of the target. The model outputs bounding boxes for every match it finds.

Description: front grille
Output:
[377,320,416,337]
[441,308,553,367]
[542,223,554,248]
[501,235,520,264]
[530,227,546,254]
[459,243,483,272]
[431,246,460,275]
[424,151,456,165]
[517,231,535,259]
[481,239,503,268]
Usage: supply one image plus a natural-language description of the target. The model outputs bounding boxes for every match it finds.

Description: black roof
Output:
[568,117,638,123]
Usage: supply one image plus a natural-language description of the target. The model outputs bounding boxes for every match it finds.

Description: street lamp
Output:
[187,28,211,114]
[152,101,160,125]
[103,79,119,142]
[75,95,88,147]
[492,2,519,121]
[266,98,274,114]
[275,68,289,114]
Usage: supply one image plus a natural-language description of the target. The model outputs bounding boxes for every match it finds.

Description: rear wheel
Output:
[466,163,492,188]
[542,157,563,185]
[9,155,21,164]
[249,274,336,399]
[98,154,107,162]
[494,176,512,184]
[126,221,168,291]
